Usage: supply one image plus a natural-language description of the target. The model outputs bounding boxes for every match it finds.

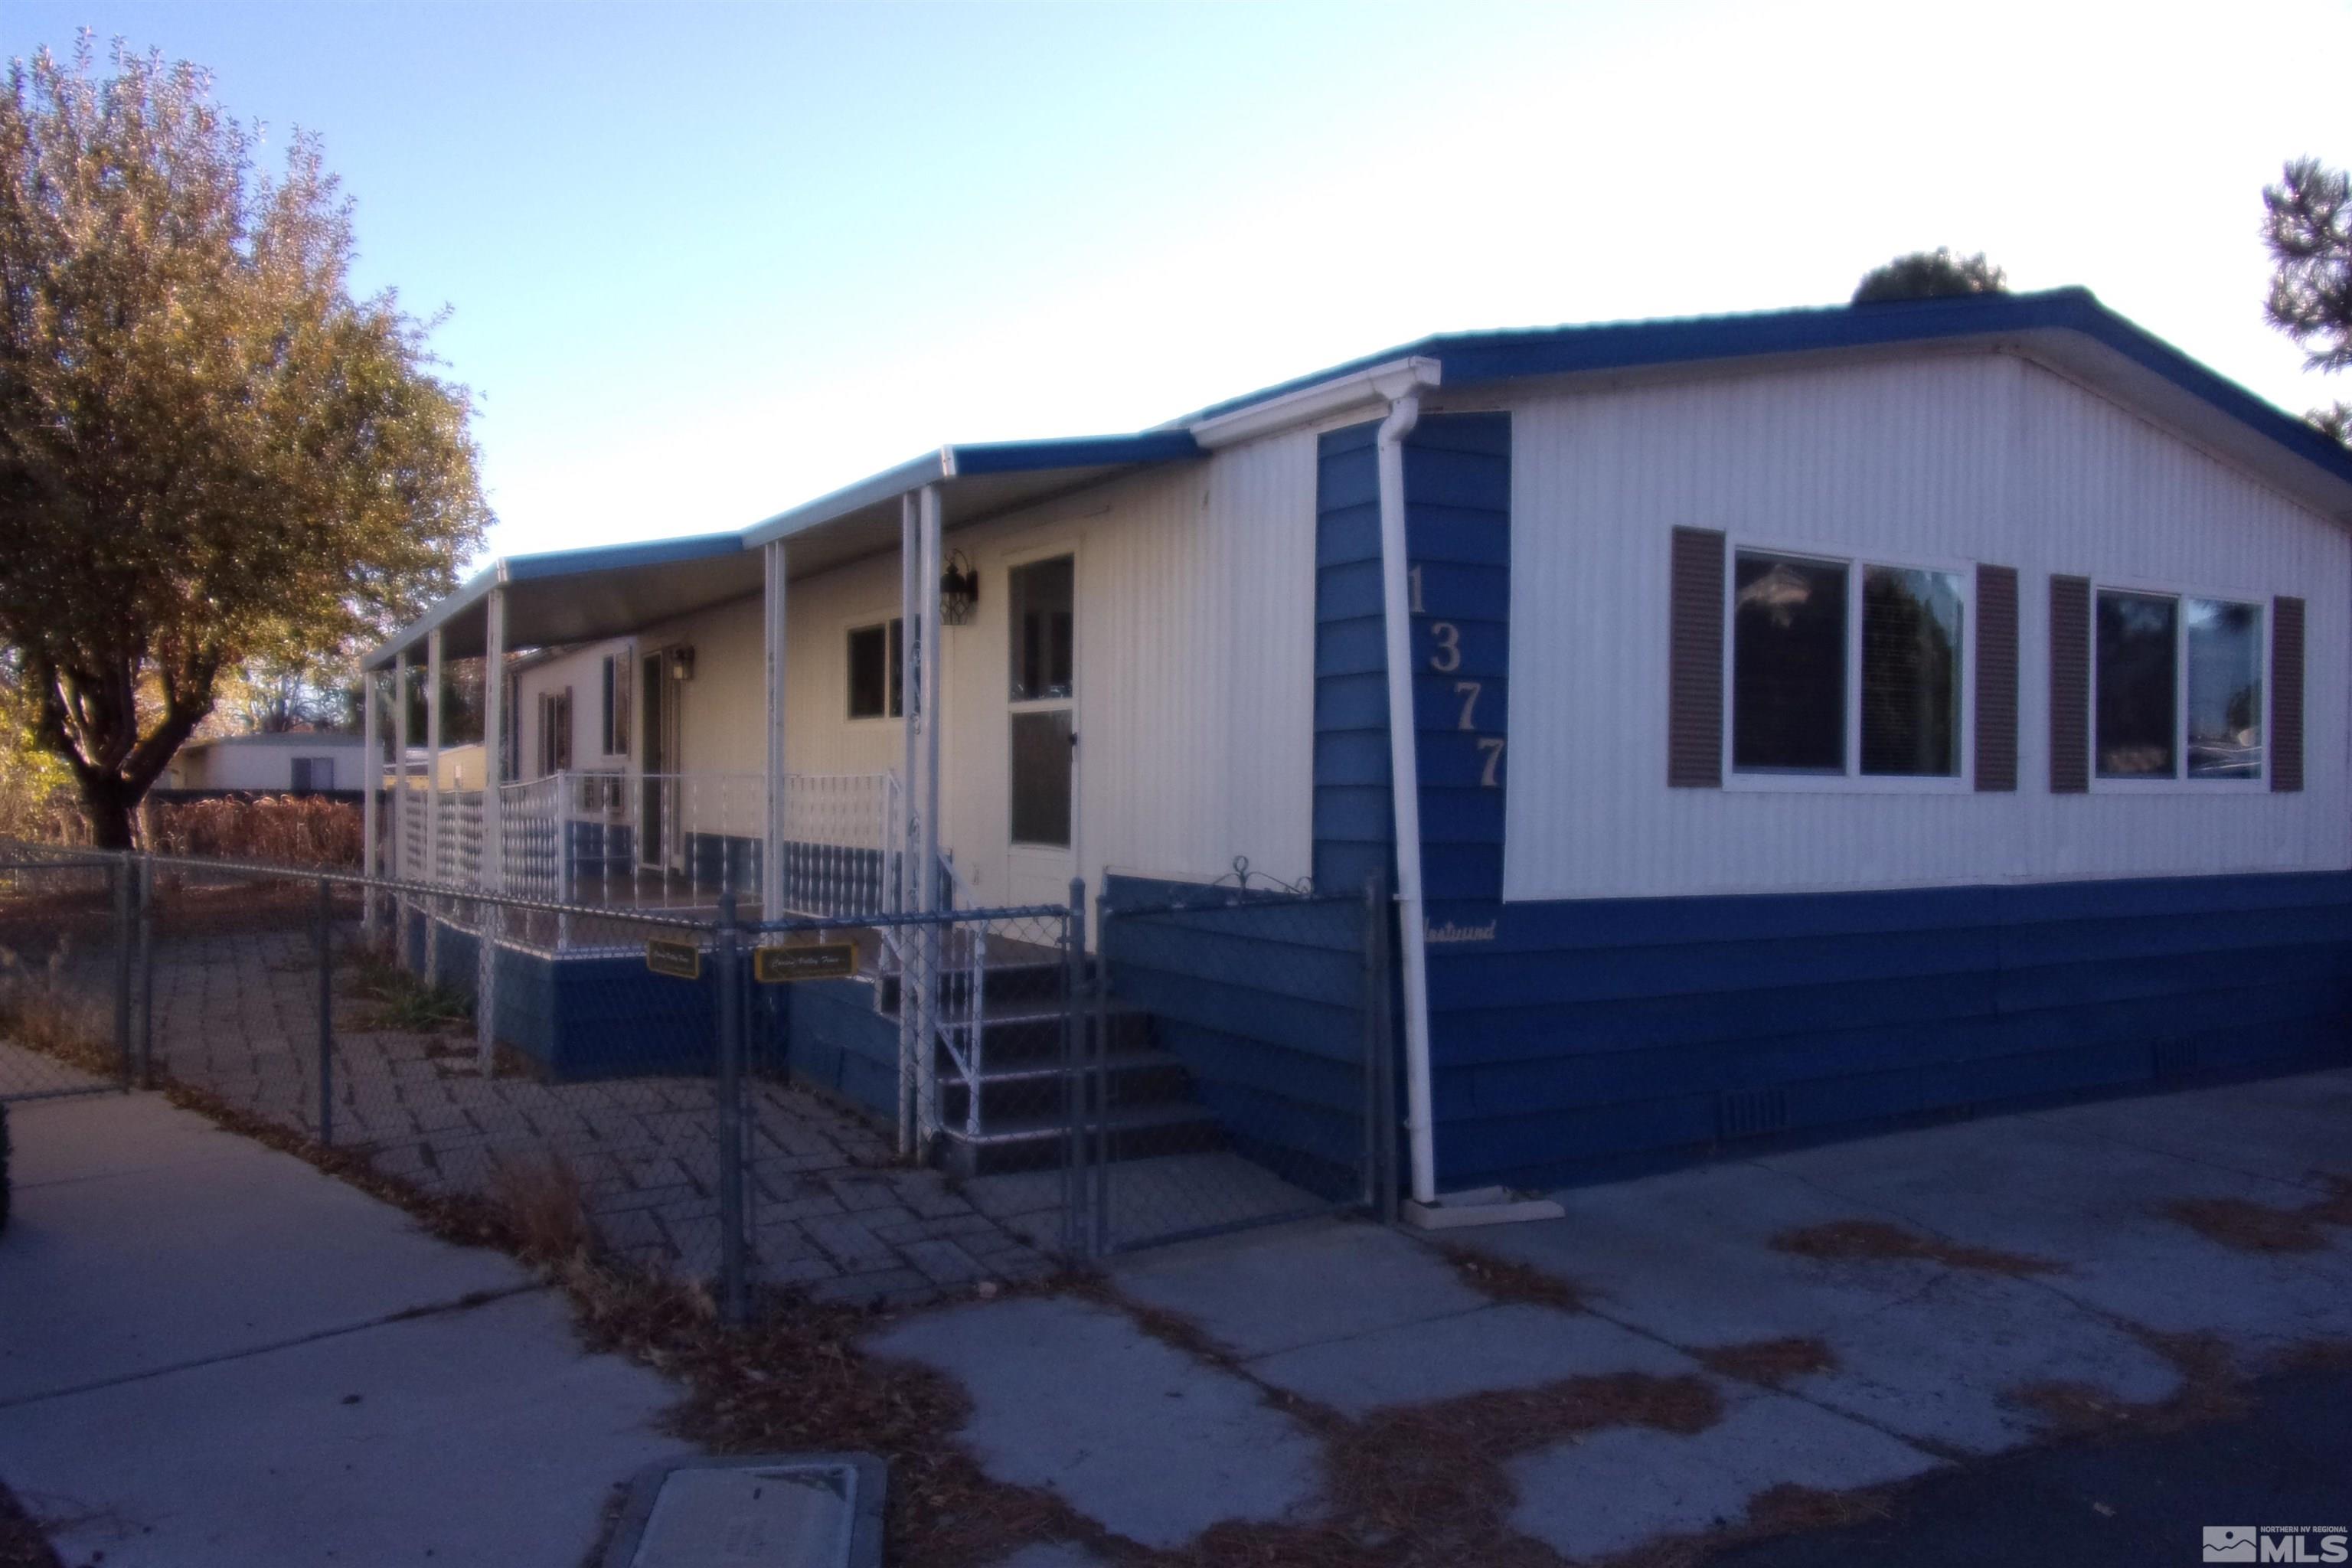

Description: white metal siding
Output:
[1503,351,2352,899]
[513,641,633,779]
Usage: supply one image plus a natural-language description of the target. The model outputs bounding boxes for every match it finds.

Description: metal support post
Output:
[715,892,748,1324]
[316,874,335,1145]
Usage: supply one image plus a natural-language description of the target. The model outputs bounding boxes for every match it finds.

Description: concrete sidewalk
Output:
[0,1092,692,1568]
[867,1070,2352,1566]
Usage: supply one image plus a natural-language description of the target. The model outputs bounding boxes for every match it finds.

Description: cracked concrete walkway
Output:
[0,1092,692,1568]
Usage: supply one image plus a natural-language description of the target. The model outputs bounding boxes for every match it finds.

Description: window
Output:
[601,654,631,756]
[846,619,907,719]
[1008,557,1074,701]
[1732,548,1965,779]
[290,756,334,793]
[2095,588,2261,782]
[539,689,573,775]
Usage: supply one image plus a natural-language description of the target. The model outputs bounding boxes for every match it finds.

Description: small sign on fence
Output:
[645,938,703,980]
[753,942,856,983]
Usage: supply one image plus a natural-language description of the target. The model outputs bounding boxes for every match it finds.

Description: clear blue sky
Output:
[6,1,2347,563]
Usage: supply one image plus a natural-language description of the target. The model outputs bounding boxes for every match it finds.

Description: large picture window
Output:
[1732,548,1965,780]
[2095,588,2261,782]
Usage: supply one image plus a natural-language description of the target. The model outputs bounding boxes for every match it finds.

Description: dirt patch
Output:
[1441,1246,1588,1314]
[2164,1177,2352,1254]
[1693,1336,1838,1387]
[2006,1329,2249,1439]
[1770,1219,2063,1277]
[0,1483,63,1568]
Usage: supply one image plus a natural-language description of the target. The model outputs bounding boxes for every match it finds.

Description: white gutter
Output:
[1191,356,1442,449]
[1374,379,1439,1208]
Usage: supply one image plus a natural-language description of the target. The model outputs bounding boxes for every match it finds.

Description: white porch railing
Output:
[390,767,904,925]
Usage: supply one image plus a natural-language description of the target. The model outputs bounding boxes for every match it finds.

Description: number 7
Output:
[1477,736,1505,788]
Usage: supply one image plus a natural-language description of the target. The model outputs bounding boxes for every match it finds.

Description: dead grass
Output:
[488,1152,595,1266]
[2006,1329,2247,1439]
[1693,1336,1838,1387]
[2164,1177,2352,1254]
[149,795,362,868]
[0,1482,63,1568]
[0,939,117,1080]
[1770,1219,2063,1277]
[1440,1246,1589,1314]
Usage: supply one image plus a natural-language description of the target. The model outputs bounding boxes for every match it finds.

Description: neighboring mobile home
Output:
[364,287,2352,1212]
[161,731,368,796]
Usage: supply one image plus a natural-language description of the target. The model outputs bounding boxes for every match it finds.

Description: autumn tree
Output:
[1852,248,2008,305]
[0,38,488,846]
[2262,157,2352,445]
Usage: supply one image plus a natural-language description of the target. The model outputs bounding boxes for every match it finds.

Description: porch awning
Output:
[361,430,1202,671]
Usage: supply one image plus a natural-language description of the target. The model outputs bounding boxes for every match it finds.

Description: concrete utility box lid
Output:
[602,1454,886,1568]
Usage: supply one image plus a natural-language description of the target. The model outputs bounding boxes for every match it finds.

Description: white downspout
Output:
[1375,390,1439,1207]
[762,539,788,920]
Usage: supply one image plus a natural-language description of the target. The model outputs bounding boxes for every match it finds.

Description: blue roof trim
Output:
[947,430,1200,475]
[1176,287,2352,493]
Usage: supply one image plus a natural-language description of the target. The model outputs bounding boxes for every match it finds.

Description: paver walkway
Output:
[0,1092,693,1568]
[5,902,1051,1302]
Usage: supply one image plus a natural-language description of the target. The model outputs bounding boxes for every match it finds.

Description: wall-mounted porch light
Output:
[668,645,697,682]
[940,551,979,627]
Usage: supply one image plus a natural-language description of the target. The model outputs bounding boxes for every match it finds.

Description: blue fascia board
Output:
[946,430,1201,475]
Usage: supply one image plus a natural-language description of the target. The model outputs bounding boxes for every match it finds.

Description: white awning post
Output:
[361,665,379,941]
[763,540,788,921]
[916,482,944,1156]
[895,492,920,1155]
[476,586,505,1069]
[393,651,412,959]
[424,627,443,978]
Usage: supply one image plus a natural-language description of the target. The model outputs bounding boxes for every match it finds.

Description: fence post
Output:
[1060,877,1086,1261]
[1090,896,1112,1260]
[714,893,748,1325]
[111,854,132,1089]
[1366,870,1399,1226]
[316,874,335,1146]
[136,852,155,1089]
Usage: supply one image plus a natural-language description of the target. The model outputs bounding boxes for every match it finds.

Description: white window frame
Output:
[2088,575,2268,794]
[1720,535,1977,795]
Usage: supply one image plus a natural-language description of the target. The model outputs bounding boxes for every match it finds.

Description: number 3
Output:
[1429,622,1461,673]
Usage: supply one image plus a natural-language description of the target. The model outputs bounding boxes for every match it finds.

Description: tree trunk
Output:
[79,779,137,851]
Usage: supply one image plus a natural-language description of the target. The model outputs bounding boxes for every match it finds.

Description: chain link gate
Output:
[0,849,139,1104]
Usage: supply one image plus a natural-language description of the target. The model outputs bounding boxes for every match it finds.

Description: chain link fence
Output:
[0,842,1398,1314]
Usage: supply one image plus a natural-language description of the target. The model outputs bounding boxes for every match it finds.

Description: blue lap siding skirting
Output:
[1436,872,2352,1190]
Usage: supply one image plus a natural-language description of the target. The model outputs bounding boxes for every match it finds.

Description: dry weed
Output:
[1771,1219,2062,1277]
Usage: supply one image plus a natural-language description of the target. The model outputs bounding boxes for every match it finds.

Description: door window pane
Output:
[2187,599,2262,779]
[1733,553,1847,773]
[1011,709,1073,846]
[1008,557,1075,701]
[2096,590,2177,778]
[1860,566,1964,776]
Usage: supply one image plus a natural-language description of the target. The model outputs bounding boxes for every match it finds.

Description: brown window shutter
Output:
[2048,574,2090,793]
[2272,595,2305,792]
[1668,527,1726,788]
[1975,564,2018,792]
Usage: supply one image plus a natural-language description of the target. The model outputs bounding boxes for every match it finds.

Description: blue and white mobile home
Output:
[364,287,2352,1213]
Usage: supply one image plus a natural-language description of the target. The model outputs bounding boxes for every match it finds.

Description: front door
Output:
[1004,554,1077,906]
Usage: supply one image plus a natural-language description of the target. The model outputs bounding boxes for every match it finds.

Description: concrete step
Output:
[936,1102,1224,1177]
[936,1047,1194,1125]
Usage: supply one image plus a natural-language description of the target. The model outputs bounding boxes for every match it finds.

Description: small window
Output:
[290,756,334,793]
[2096,590,2262,782]
[1732,548,1964,780]
[1008,557,1075,702]
[847,619,907,720]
